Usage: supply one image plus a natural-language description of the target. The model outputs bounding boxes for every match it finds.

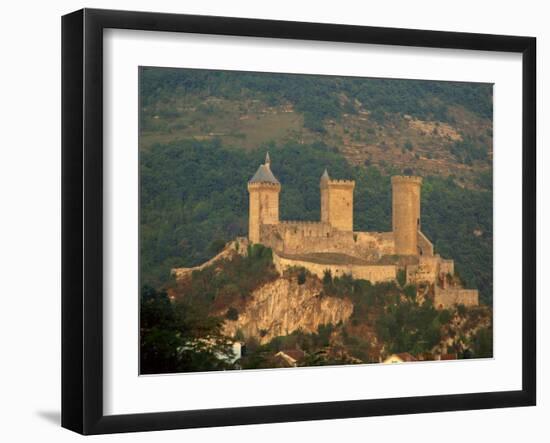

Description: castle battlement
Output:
[391,175,423,185]
[326,179,355,185]
[218,154,477,307]
[247,181,281,188]
[248,154,424,256]
[280,220,326,225]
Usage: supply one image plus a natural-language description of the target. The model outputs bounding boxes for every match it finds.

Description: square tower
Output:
[320,169,355,231]
[248,154,281,243]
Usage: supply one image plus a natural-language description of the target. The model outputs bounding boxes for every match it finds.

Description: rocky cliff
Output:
[222,277,353,344]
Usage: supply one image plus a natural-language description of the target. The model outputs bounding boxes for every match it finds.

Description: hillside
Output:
[140,245,492,373]
[140,140,492,304]
[139,67,493,190]
[139,67,492,300]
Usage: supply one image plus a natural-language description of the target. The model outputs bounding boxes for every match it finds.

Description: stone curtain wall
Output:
[434,286,479,309]
[417,230,434,256]
[273,252,396,283]
[261,223,396,261]
[406,255,455,285]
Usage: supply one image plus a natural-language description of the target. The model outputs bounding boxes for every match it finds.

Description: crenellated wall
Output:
[243,164,479,308]
[260,222,395,261]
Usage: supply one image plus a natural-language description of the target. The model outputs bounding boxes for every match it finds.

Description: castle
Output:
[247,153,479,309]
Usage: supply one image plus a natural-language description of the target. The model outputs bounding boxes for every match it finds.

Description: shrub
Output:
[457,304,467,317]
[322,269,333,285]
[297,267,307,285]
[226,307,239,321]
[403,284,417,300]
[397,269,406,287]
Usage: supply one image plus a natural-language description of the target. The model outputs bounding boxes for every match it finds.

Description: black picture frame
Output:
[62,8,536,435]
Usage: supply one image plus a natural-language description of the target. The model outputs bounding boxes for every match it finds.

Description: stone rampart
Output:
[273,252,396,283]
[434,286,479,309]
[406,255,455,285]
[418,230,434,256]
[261,223,395,262]
[171,237,249,280]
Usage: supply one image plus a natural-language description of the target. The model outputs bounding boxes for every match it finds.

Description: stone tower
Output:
[392,175,422,255]
[248,153,281,243]
[320,169,355,231]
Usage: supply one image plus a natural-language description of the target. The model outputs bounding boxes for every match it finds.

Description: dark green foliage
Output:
[396,269,406,287]
[320,275,454,358]
[208,238,226,256]
[322,269,333,285]
[450,136,489,165]
[140,67,493,128]
[421,177,492,304]
[184,244,277,309]
[471,327,493,358]
[475,169,493,190]
[226,307,239,321]
[297,267,307,285]
[323,276,401,322]
[457,304,467,317]
[439,309,452,325]
[140,286,233,374]
[369,108,386,125]
[403,284,417,300]
[375,299,446,356]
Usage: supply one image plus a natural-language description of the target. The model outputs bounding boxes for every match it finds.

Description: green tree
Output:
[140,286,234,374]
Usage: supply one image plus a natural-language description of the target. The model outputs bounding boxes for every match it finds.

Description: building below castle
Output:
[247,153,479,309]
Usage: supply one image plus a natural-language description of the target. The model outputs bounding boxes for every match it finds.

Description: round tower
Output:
[392,176,422,255]
[247,153,281,244]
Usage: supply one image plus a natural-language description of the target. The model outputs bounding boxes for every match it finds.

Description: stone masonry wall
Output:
[321,180,355,231]
[434,286,479,309]
[260,222,395,261]
[248,182,280,243]
[273,252,396,283]
[406,255,455,285]
[418,230,434,256]
[392,176,422,255]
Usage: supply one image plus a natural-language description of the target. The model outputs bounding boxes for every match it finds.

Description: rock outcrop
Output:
[222,277,353,344]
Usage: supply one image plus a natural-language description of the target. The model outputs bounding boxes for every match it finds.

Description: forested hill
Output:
[139,68,493,305]
[140,140,492,305]
[139,67,493,190]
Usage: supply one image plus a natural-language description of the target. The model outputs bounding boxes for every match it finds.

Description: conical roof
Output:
[320,168,330,181]
[249,164,280,184]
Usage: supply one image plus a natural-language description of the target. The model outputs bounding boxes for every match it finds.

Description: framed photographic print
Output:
[62,8,536,435]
